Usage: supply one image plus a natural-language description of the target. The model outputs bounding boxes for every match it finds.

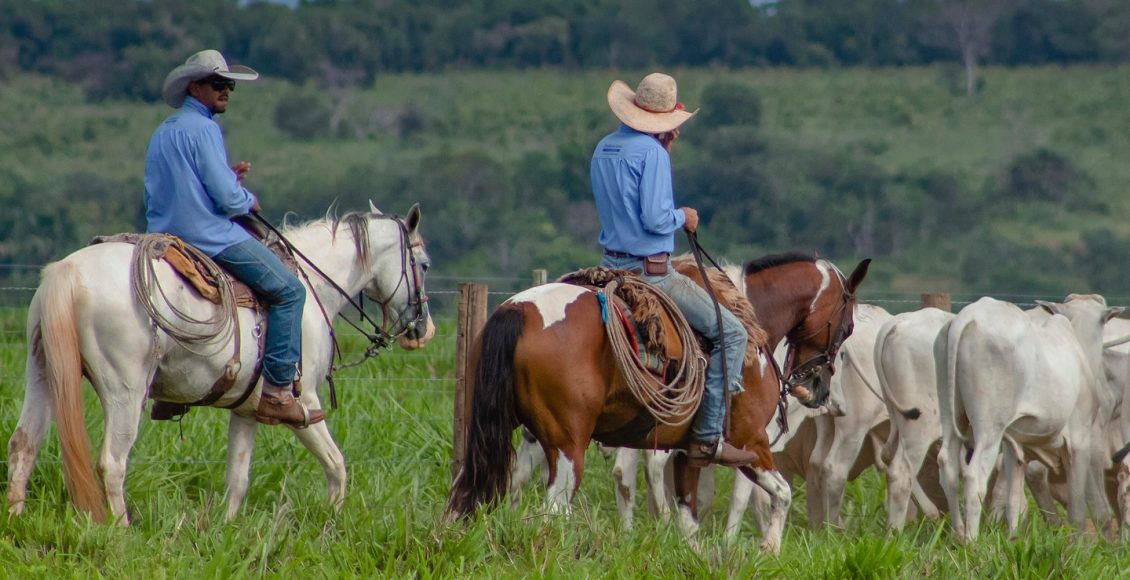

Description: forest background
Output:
[3,0,1130,309]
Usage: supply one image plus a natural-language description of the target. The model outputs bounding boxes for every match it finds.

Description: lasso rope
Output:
[132,236,238,348]
[601,277,706,426]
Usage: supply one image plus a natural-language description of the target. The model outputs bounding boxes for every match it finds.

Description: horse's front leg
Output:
[290,420,347,510]
[739,465,791,555]
[224,413,258,520]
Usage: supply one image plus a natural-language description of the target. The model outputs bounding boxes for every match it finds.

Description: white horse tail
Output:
[38,261,107,522]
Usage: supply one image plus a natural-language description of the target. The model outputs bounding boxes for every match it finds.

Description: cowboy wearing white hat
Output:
[145,49,324,428]
[161,49,259,109]
[591,72,758,468]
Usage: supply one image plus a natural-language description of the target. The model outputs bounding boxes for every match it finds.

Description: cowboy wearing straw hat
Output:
[144,49,324,428]
[592,72,758,467]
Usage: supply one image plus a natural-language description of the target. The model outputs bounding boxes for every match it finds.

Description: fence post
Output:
[921,292,951,312]
[531,268,547,287]
[453,282,489,481]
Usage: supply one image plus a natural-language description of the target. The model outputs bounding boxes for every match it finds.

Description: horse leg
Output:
[671,454,704,549]
[510,430,547,507]
[7,349,52,516]
[95,392,145,526]
[740,465,791,555]
[611,447,639,528]
[289,421,347,511]
[696,463,715,520]
[543,444,585,515]
[224,414,258,520]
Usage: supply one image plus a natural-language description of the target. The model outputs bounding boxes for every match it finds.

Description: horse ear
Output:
[369,200,383,215]
[846,258,871,292]
[405,203,422,233]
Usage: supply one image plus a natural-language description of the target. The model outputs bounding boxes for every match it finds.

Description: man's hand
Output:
[682,207,699,233]
[232,161,251,182]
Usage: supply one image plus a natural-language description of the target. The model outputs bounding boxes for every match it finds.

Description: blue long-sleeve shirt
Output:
[144,96,256,257]
[590,124,686,257]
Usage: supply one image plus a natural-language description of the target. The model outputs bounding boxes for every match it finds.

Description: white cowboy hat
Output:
[161,49,259,108]
[607,72,697,134]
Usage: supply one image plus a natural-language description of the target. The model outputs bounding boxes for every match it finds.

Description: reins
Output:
[248,212,426,408]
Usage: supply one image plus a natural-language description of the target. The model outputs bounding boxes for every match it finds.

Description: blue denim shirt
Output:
[144,96,256,257]
[590,124,686,257]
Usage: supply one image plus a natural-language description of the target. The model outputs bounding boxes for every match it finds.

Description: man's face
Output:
[188,76,236,114]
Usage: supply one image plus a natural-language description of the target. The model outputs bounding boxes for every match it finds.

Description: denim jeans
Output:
[602,253,748,442]
[213,239,306,386]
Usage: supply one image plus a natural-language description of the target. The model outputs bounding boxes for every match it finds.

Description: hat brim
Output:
[607,80,695,134]
[161,63,260,108]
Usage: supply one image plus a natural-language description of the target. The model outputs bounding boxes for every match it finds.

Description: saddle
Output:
[91,219,300,421]
[558,263,768,446]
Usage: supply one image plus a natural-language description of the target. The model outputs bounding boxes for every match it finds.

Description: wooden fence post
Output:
[453,282,488,481]
[531,268,547,287]
[921,292,952,312]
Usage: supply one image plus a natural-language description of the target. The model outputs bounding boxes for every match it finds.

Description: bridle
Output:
[781,266,856,393]
[249,212,429,406]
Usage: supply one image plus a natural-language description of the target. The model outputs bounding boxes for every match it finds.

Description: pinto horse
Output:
[7,203,434,524]
[447,252,870,552]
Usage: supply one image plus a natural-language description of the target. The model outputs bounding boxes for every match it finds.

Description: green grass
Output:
[2,303,1129,577]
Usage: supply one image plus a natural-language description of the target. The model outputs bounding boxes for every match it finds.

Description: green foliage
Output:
[697,81,763,129]
[1002,148,1095,206]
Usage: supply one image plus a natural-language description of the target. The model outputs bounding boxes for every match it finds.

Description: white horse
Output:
[7,203,435,524]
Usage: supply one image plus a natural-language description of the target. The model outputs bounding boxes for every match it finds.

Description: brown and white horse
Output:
[446,252,869,552]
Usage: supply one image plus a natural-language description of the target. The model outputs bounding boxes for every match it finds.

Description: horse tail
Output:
[38,261,107,522]
[446,305,524,519]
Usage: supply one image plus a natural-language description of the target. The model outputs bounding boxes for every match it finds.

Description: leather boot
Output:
[256,383,325,428]
[686,439,760,468]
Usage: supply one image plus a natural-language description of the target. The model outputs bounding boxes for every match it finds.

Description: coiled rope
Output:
[132,236,238,348]
[601,277,706,426]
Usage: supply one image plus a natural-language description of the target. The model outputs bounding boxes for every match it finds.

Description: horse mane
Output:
[743,252,816,276]
[281,211,373,266]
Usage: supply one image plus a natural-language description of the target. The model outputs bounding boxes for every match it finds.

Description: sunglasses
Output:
[201,78,236,92]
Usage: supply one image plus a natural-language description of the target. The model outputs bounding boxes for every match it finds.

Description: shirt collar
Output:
[183,96,214,119]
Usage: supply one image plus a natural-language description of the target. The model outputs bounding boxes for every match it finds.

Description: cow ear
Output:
[1105,307,1126,323]
[369,200,383,215]
[1034,300,1059,315]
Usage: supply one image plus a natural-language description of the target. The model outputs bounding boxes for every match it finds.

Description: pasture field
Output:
[1,297,1129,578]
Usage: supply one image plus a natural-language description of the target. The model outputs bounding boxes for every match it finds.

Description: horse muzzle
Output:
[398,314,435,350]
[790,366,832,409]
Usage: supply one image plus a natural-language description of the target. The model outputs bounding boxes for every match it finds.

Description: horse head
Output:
[782,258,870,408]
[361,202,435,349]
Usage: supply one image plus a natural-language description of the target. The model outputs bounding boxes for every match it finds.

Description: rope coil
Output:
[600,277,706,426]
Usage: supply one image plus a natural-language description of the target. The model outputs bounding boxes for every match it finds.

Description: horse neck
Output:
[286,219,387,317]
[745,264,823,346]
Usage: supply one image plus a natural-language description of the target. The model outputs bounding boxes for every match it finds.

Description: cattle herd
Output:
[513,293,1130,544]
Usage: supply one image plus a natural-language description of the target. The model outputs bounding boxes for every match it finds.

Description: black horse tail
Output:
[446,305,524,520]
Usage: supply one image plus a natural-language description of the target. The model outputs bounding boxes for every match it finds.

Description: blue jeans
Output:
[213,239,306,386]
[602,254,748,442]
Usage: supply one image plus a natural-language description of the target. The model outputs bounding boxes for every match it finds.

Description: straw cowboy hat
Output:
[607,72,697,134]
[161,49,259,108]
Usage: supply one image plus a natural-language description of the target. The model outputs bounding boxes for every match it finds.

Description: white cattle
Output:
[936,295,1119,542]
[804,304,893,527]
[874,307,954,530]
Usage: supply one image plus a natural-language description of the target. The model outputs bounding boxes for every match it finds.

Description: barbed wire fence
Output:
[3,263,1130,475]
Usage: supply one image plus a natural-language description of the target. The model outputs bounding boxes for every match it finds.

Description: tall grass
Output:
[1,303,1128,576]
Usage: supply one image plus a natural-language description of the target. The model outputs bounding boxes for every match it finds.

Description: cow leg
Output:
[1000,445,1026,537]
[806,414,834,526]
[1084,443,1114,536]
[885,437,915,530]
[611,447,639,529]
[1025,462,1062,526]
[1118,458,1130,540]
[819,424,871,528]
[725,471,759,540]
[937,432,966,539]
[644,450,674,518]
[961,439,1002,543]
[696,463,715,519]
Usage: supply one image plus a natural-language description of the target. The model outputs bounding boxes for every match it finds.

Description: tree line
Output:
[2,0,1129,102]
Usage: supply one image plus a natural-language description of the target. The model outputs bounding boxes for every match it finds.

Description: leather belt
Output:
[604,250,670,260]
